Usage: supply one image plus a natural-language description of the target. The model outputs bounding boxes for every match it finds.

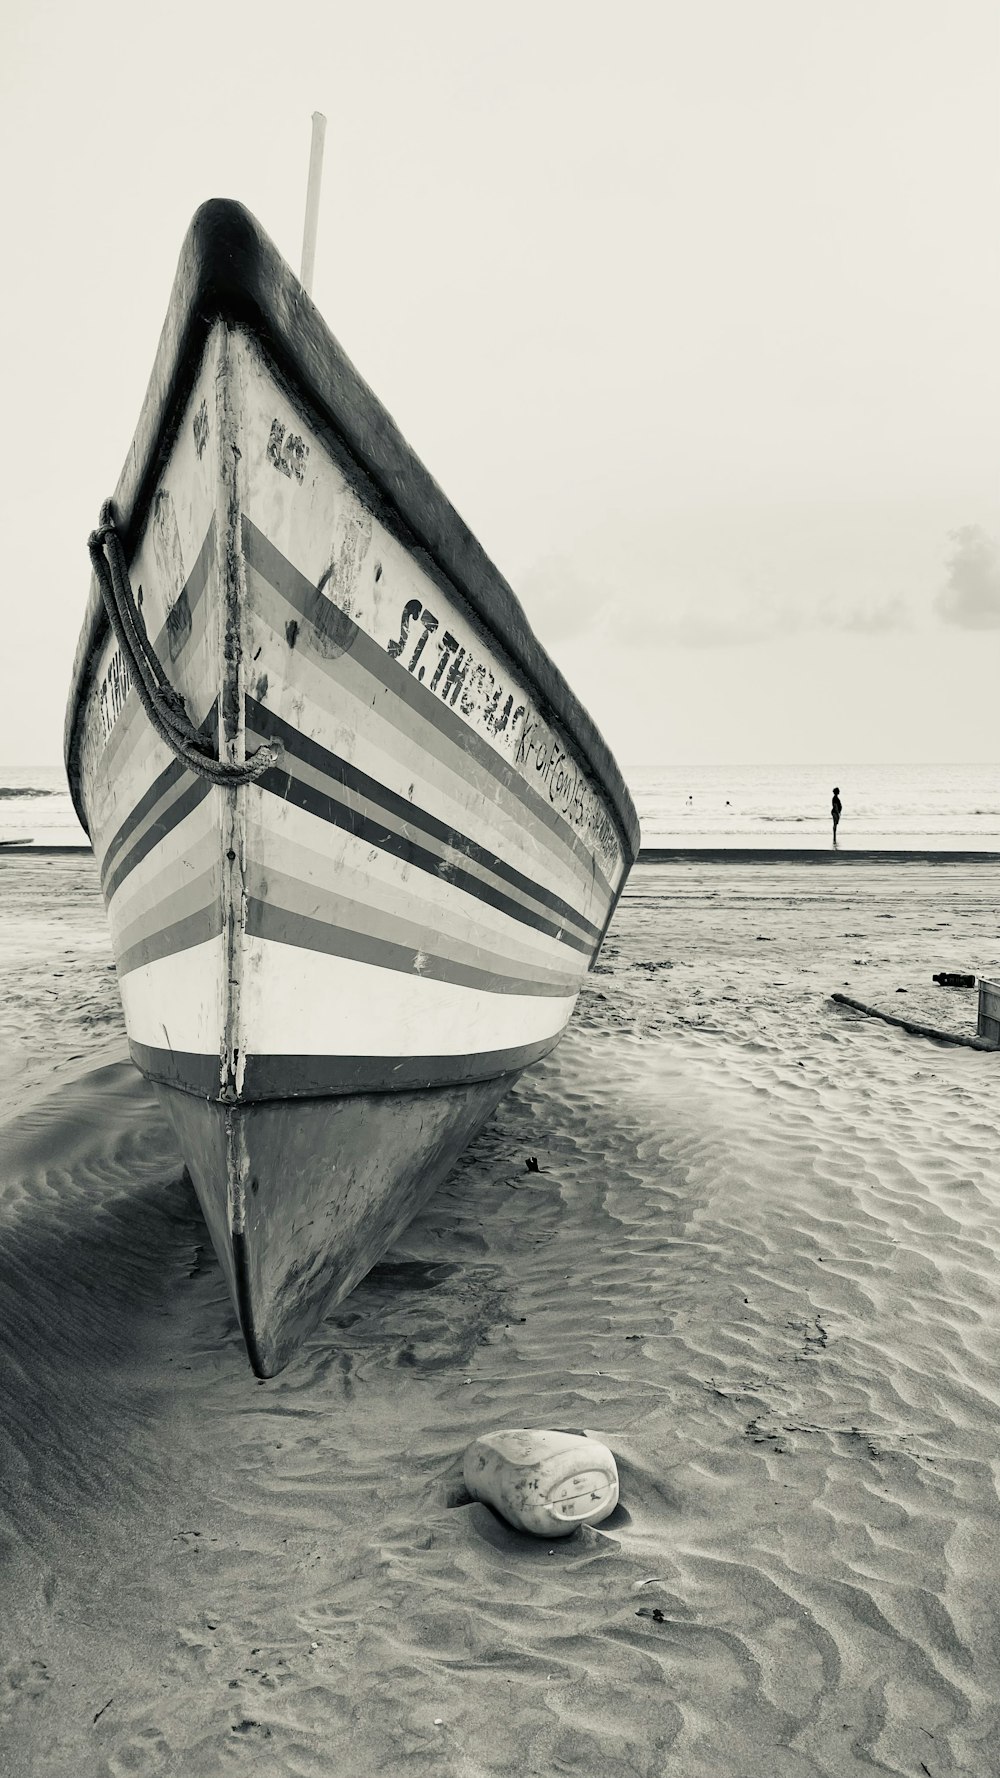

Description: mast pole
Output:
[300,111,327,295]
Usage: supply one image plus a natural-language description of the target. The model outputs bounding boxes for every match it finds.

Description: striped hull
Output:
[68,211,637,1375]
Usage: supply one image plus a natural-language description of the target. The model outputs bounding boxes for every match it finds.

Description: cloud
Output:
[935,526,1000,629]
[822,595,912,635]
[619,587,912,650]
[641,598,799,649]
[518,520,923,651]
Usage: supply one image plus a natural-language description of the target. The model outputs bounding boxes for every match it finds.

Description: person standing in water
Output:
[831,786,842,848]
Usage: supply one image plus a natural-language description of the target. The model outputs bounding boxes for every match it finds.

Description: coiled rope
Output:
[87,501,280,784]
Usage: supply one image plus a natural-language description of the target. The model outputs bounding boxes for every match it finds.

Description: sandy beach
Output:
[2,852,999,1778]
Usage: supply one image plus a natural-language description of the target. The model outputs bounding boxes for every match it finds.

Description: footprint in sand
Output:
[231,1718,273,1739]
[107,1725,171,1775]
[3,1658,50,1704]
[163,1620,226,1683]
[241,1653,294,1691]
[170,1529,204,1551]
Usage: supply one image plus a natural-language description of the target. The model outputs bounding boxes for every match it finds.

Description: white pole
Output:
[300,111,327,295]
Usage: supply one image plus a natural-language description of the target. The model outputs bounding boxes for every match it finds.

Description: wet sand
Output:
[2,854,999,1777]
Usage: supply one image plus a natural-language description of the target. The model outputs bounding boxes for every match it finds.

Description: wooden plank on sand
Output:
[831,992,998,1052]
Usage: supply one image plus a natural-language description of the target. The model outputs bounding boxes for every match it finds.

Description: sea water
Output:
[629,761,999,851]
[0,766,89,847]
[1,760,996,852]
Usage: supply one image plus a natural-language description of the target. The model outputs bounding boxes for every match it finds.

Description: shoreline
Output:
[637,853,996,867]
[4,842,1000,864]
[637,846,1000,863]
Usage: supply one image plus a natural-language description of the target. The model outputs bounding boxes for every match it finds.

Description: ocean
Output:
[629,761,999,850]
[1,760,996,852]
[0,765,90,847]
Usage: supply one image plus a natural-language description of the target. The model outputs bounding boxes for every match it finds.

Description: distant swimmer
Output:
[832,786,842,849]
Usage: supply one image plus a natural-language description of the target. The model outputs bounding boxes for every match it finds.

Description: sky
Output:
[1,0,997,770]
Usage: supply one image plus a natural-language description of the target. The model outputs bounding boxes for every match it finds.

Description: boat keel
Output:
[153,1076,514,1376]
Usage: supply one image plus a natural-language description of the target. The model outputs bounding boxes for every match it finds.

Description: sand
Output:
[1,853,999,1778]
[0,853,125,1119]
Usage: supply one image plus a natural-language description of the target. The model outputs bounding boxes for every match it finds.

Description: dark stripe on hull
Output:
[245,696,601,943]
[130,1031,563,1101]
[245,896,580,997]
[103,774,214,904]
[100,751,191,888]
[99,700,219,892]
[242,516,618,903]
[251,757,592,959]
[154,513,216,648]
[131,1043,223,1097]
[116,902,224,977]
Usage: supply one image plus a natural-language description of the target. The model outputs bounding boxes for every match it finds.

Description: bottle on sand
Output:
[463,1429,619,1538]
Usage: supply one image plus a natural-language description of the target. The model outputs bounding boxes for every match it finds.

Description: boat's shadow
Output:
[0,1059,245,1535]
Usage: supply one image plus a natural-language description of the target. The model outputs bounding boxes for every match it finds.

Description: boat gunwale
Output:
[64,198,640,864]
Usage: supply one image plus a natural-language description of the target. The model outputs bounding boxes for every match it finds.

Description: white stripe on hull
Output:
[248,790,591,979]
[240,935,576,1060]
[117,936,225,1057]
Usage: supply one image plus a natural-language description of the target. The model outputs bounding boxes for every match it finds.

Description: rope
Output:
[87,500,281,785]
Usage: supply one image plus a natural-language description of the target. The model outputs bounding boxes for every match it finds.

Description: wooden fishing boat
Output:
[65,200,640,1376]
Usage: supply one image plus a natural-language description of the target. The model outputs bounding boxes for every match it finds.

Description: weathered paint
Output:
[158,1072,513,1375]
[65,202,639,863]
[77,328,227,1090]
[237,327,626,897]
[68,222,639,1373]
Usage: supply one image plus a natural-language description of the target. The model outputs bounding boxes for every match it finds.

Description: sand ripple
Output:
[1,859,999,1776]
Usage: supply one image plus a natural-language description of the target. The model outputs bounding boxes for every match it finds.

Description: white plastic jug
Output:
[463,1429,619,1537]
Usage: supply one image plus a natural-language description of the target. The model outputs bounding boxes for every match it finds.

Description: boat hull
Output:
[156,1073,512,1376]
[65,202,639,1373]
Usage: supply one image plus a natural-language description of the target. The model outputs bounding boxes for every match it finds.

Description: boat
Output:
[64,200,640,1376]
